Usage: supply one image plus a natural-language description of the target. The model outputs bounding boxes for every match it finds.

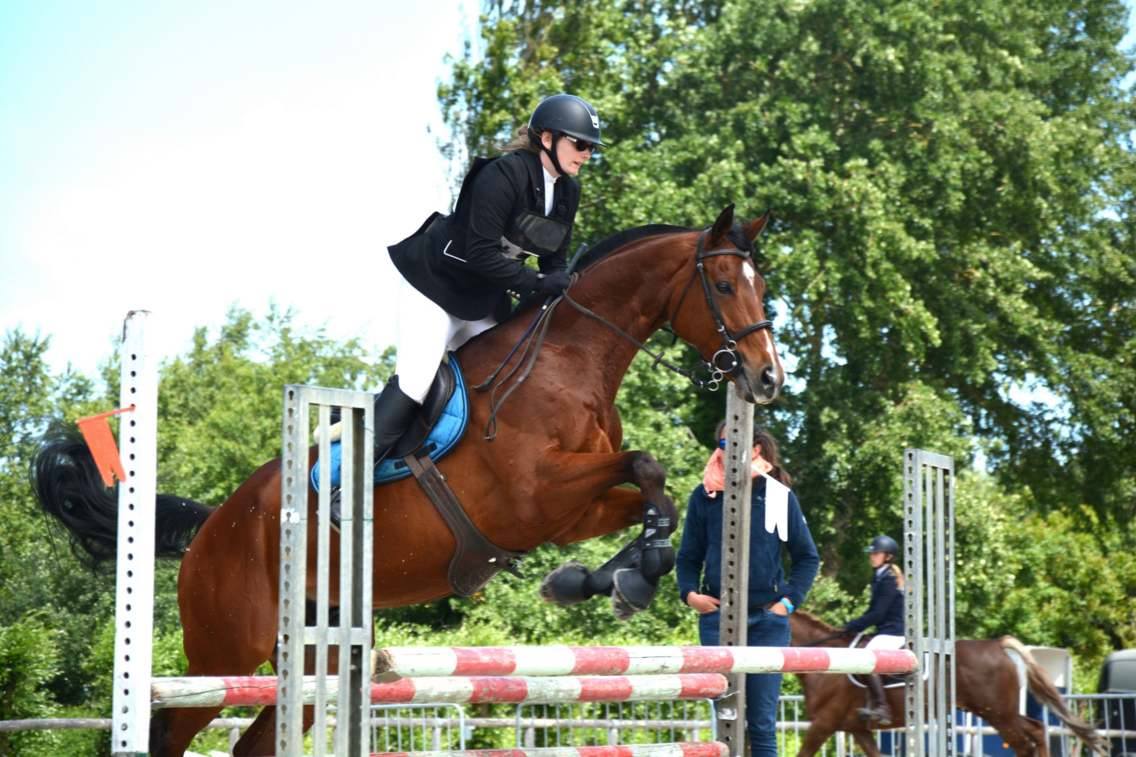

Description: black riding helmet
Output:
[865,534,899,556]
[528,94,604,175]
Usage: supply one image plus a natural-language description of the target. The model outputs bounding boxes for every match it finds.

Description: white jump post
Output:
[716,390,755,756]
[111,310,159,757]
[904,449,957,756]
[278,385,375,756]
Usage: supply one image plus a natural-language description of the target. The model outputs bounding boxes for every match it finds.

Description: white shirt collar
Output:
[542,167,558,215]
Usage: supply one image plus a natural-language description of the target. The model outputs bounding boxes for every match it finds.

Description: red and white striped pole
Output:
[371,744,729,757]
[151,673,730,709]
[373,645,916,679]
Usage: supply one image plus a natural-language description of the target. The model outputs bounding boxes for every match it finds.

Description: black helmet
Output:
[865,535,899,556]
[529,94,604,146]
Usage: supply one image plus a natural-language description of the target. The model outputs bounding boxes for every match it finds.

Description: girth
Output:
[397,362,525,597]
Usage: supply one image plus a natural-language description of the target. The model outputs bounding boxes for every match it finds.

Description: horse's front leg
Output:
[537,451,677,620]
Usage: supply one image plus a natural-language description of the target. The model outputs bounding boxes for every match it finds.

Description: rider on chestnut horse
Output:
[843,534,906,724]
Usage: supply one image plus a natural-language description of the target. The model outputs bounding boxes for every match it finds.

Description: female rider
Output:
[843,534,906,725]
[377,94,602,467]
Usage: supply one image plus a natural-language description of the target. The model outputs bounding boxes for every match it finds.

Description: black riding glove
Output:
[535,270,571,296]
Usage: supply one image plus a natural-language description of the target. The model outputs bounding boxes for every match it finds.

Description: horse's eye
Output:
[716,281,733,294]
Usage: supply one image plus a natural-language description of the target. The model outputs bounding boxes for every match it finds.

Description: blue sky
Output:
[2,2,1134,380]
[1,2,478,377]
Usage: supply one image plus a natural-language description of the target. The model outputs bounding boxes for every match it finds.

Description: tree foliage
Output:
[440,0,1135,587]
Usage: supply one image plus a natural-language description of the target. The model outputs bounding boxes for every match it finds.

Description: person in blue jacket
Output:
[843,534,906,724]
[676,423,819,757]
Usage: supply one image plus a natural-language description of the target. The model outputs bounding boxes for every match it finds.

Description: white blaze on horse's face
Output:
[743,261,756,288]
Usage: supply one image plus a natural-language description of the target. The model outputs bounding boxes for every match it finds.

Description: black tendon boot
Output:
[611,503,675,619]
[330,376,420,529]
[858,675,893,725]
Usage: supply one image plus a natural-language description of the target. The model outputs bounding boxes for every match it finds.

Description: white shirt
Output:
[542,167,557,215]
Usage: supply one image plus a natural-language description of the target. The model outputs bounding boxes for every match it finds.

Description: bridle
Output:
[663,230,774,390]
[474,228,775,438]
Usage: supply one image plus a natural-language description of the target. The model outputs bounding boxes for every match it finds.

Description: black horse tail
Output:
[33,428,214,569]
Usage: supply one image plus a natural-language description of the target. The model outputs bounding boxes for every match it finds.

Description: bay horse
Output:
[788,611,1105,757]
[34,204,784,756]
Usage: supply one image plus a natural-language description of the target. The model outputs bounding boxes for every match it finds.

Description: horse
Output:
[34,204,784,756]
[787,611,1105,757]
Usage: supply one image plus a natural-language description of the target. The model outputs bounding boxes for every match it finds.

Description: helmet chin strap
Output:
[540,133,567,176]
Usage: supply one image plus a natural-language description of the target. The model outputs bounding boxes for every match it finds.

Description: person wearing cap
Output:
[843,534,906,724]
[676,423,819,757]
[369,94,602,472]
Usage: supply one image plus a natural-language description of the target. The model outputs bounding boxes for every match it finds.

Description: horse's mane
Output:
[793,609,844,637]
[572,224,692,271]
[571,220,757,272]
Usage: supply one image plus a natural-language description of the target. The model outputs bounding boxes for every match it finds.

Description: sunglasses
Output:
[563,135,598,153]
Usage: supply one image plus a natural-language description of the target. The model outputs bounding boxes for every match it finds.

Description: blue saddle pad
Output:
[310,357,469,490]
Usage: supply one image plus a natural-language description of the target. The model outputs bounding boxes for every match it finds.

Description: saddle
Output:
[310,355,523,597]
[847,633,915,689]
[312,356,467,488]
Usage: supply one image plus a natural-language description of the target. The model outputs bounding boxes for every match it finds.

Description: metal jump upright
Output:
[277,385,375,756]
[904,449,957,756]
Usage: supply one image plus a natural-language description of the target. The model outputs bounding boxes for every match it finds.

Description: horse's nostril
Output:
[760,366,780,397]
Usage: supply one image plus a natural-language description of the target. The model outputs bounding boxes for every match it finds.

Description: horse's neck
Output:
[546,235,692,401]
[791,613,842,646]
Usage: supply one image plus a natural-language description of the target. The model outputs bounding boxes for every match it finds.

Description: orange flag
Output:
[76,406,134,487]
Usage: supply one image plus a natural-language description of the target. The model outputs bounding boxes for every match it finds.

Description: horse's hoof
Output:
[540,561,591,606]
[611,568,657,620]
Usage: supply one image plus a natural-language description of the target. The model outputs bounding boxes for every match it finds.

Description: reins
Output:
[474,228,774,440]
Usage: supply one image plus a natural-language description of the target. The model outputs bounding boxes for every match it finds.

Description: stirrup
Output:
[858,706,892,725]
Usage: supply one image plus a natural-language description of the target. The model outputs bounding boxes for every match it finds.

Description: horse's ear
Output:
[709,203,735,243]
[744,210,773,242]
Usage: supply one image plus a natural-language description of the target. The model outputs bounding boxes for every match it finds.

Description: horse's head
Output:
[669,204,784,404]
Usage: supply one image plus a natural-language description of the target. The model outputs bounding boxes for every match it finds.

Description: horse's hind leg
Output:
[149,707,225,757]
[229,636,336,754]
[796,723,837,757]
[851,729,882,757]
[987,713,1049,756]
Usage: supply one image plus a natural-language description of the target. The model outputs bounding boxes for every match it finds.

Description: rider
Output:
[333,95,601,524]
[380,94,600,450]
[843,534,906,725]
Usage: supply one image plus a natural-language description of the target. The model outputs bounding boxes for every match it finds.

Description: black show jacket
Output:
[388,149,577,322]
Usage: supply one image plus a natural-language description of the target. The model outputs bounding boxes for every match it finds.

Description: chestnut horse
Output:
[34,205,783,756]
[787,611,1104,757]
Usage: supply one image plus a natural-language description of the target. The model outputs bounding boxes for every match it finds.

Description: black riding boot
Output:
[858,675,893,725]
[330,376,419,529]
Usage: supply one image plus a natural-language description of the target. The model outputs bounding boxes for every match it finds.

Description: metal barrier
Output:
[369,703,468,753]
[515,700,718,748]
[5,692,1134,754]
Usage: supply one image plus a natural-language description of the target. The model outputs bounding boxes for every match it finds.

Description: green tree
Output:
[439,0,1135,586]
[0,613,64,756]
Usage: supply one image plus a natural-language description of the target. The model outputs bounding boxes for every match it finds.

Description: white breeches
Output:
[865,634,906,651]
[395,275,496,403]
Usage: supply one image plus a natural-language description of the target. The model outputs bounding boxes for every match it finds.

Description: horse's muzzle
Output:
[738,361,782,404]
[759,363,782,401]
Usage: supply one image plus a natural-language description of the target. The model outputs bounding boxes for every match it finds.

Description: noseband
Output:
[667,230,774,390]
